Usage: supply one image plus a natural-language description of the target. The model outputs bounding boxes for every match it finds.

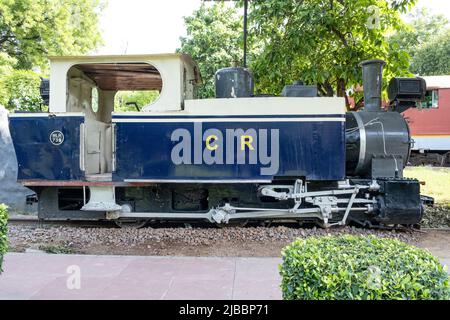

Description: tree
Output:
[2,70,43,111]
[389,7,448,59]
[248,0,416,104]
[410,30,450,75]
[0,0,105,111]
[0,0,105,70]
[0,52,15,106]
[389,7,450,76]
[178,3,244,98]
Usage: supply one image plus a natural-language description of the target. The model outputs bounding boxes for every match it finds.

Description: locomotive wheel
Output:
[114,219,149,229]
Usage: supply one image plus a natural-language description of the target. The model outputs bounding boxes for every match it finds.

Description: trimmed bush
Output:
[280,235,450,300]
[0,204,8,273]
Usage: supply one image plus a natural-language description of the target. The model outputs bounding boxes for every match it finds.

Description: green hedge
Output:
[0,204,8,273]
[280,235,450,300]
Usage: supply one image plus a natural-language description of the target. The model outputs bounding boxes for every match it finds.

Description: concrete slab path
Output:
[0,253,282,300]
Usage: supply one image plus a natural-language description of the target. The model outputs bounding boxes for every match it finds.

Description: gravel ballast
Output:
[7,224,422,256]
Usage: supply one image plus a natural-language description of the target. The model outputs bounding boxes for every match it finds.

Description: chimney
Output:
[360,59,386,112]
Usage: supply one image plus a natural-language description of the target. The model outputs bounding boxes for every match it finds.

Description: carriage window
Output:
[420,90,439,109]
[432,90,439,108]
[91,87,99,113]
[115,90,160,112]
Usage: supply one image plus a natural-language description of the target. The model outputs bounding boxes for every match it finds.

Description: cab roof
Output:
[49,53,202,90]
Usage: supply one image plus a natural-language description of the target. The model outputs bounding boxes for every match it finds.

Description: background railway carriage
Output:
[8,54,427,227]
[402,76,450,166]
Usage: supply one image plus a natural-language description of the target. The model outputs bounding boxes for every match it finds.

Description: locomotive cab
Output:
[9,54,201,182]
[65,54,202,182]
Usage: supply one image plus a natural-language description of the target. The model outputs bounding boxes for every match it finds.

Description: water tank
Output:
[215,67,254,98]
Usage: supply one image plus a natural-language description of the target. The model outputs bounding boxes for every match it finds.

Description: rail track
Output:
[409,152,450,167]
[7,216,255,229]
[8,215,441,232]
[7,216,116,228]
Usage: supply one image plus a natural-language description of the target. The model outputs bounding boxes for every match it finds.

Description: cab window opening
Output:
[66,62,163,120]
[114,90,160,112]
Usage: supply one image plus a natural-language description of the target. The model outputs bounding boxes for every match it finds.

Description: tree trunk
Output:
[336,78,346,97]
[336,78,350,109]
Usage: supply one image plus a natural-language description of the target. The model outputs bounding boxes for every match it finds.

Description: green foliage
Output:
[178,1,421,104]
[0,52,15,106]
[178,3,244,98]
[39,244,73,254]
[114,91,160,112]
[1,70,43,111]
[0,0,105,70]
[389,7,448,59]
[0,0,104,110]
[410,30,450,75]
[0,204,8,273]
[280,235,450,300]
[249,0,416,100]
[388,7,450,75]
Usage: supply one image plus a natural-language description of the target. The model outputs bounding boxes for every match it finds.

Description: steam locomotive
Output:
[8,54,427,227]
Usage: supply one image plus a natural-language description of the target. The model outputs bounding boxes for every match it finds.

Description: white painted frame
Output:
[48,53,200,113]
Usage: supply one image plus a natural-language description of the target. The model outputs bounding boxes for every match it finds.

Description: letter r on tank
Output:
[241,135,255,151]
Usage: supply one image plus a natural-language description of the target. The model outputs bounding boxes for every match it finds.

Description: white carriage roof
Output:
[49,53,202,91]
[421,76,450,89]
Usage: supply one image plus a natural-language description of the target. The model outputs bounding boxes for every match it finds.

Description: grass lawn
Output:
[404,167,450,204]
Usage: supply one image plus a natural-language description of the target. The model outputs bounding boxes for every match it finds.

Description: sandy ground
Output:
[415,229,450,260]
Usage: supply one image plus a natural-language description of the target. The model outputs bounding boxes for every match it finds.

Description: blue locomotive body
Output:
[9,114,84,181]
[9,113,346,183]
[6,54,425,227]
[113,114,345,182]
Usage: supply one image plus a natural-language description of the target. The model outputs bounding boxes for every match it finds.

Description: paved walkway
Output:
[1,252,449,300]
[0,253,282,300]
